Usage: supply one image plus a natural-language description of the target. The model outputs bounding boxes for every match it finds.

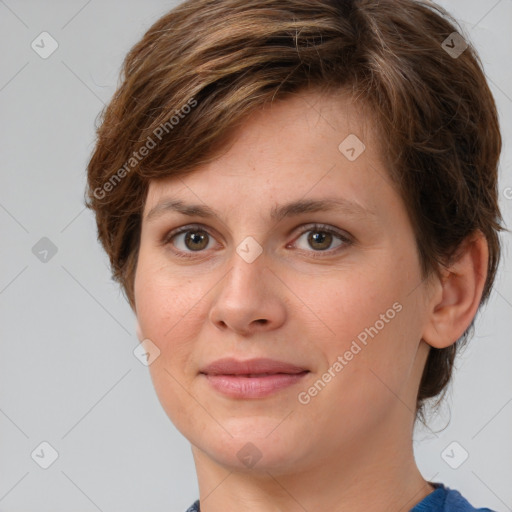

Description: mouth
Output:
[199,358,310,398]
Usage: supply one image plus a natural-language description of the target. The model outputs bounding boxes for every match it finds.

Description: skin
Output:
[133,89,488,512]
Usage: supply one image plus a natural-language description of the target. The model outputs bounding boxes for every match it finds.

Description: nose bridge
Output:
[209,239,286,333]
[223,238,268,300]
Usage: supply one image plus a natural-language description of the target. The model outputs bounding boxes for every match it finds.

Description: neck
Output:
[191,412,434,512]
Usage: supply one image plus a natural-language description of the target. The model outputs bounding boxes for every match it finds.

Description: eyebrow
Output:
[145,196,375,223]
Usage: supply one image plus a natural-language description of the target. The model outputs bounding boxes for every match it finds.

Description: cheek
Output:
[298,256,423,382]
[134,261,212,432]
[297,277,423,434]
[293,265,400,344]
[134,254,207,364]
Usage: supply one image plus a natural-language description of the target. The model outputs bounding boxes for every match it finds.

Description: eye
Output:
[289,223,352,257]
[163,224,217,258]
[162,223,352,260]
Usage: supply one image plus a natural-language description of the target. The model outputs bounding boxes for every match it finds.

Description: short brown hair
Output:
[85,0,503,422]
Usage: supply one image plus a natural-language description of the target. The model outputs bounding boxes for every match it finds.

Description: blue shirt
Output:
[185,482,497,511]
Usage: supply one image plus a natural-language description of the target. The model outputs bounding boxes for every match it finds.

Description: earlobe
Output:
[422,231,489,349]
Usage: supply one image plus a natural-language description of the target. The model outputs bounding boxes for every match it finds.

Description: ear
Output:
[422,231,489,349]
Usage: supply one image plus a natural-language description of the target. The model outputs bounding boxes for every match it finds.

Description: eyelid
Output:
[161,223,219,246]
[287,223,353,259]
[289,223,353,245]
[160,223,222,257]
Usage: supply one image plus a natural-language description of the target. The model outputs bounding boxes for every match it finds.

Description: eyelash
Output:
[161,223,353,260]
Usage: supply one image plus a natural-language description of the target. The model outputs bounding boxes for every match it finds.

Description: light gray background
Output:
[0,1,511,511]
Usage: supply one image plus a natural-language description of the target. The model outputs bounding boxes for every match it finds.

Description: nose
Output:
[208,249,287,336]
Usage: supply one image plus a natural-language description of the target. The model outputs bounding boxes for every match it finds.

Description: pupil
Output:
[186,231,207,250]
[309,231,331,250]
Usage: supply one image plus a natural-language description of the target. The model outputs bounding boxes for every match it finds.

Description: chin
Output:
[191,417,311,474]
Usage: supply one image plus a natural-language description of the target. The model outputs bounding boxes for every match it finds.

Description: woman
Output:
[86,0,503,510]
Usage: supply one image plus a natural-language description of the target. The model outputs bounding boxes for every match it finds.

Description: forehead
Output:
[143,88,390,214]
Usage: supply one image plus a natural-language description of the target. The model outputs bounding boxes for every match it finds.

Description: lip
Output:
[200,358,309,398]
[200,357,308,376]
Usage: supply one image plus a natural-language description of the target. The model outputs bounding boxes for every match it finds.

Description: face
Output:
[134,89,433,474]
